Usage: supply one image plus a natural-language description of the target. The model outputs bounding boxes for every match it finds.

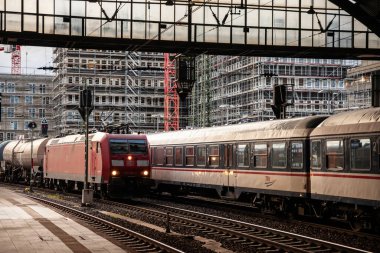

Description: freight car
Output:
[0,132,152,197]
[148,107,380,231]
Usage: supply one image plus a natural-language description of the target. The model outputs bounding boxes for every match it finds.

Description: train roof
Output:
[148,115,327,145]
[310,107,380,137]
[47,132,147,145]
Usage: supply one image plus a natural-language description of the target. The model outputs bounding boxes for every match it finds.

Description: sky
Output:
[0,46,54,75]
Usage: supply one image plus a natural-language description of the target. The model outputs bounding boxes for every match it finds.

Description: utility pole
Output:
[28,121,37,192]
[79,85,94,206]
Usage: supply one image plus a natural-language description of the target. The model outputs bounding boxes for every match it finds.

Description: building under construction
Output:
[52,49,165,135]
[191,56,356,127]
[345,60,380,109]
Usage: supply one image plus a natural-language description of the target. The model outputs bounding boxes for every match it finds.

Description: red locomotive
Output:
[1,132,152,198]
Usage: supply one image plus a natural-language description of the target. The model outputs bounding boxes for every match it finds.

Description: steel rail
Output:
[102,199,372,253]
[27,195,185,253]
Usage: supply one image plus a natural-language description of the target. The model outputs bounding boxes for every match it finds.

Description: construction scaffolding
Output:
[345,61,380,110]
[52,49,165,135]
[191,56,355,127]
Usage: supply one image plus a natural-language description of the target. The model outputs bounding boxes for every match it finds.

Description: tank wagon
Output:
[2,138,49,183]
[0,141,10,181]
[0,132,152,197]
[148,107,380,230]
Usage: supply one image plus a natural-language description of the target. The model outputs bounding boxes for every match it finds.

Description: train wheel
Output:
[349,217,363,232]
[349,211,363,232]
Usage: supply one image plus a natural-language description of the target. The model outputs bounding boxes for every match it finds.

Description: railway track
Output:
[101,199,371,253]
[5,183,377,252]
[27,194,184,253]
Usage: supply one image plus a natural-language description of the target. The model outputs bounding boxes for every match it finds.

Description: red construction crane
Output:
[0,45,21,74]
[163,53,179,131]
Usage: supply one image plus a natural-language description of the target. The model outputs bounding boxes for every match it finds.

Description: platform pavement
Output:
[0,187,127,253]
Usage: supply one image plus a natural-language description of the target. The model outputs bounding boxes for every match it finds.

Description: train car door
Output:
[224,144,235,195]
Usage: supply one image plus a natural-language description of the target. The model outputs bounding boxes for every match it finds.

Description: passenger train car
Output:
[148,108,380,230]
[0,132,152,197]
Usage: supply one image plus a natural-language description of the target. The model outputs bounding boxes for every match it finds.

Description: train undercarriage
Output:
[154,181,380,233]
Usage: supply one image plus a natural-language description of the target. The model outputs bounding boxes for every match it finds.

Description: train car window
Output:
[272,142,286,168]
[350,139,370,171]
[290,142,303,169]
[175,147,183,166]
[208,145,219,167]
[154,147,165,165]
[253,143,267,168]
[237,144,249,168]
[326,140,344,171]
[196,146,206,166]
[165,147,173,166]
[311,141,322,169]
[185,146,194,166]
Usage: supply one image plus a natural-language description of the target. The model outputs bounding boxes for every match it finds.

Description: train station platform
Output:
[0,187,126,253]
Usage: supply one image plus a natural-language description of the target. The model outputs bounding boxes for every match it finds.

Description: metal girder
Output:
[329,0,380,37]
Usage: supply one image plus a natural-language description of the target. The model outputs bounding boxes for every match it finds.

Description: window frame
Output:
[196,146,207,167]
[252,143,268,169]
[237,143,250,168]
[185,146,195,166]
[290,141,303,169]
[271,142,287,169]
[208,145,220,167]
[165,147,174,166]
[175,146,183,166]
[326,139,344,171]
[349,138,371,171]
[154,147,165,165]
[310,140,322,170]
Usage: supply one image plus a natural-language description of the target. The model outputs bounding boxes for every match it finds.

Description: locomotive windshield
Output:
[110,139,147,154]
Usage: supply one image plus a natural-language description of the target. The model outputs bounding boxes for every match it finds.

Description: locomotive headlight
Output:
[127,155,133,161]
[142,170,149,176]
[111,170,119,176]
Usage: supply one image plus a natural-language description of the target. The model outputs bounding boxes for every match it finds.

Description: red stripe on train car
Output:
[310,172,380,180]
[152,167,307,177]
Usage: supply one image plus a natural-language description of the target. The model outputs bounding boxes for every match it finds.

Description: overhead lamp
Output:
[307,5,316,15]
[165,0,174,6]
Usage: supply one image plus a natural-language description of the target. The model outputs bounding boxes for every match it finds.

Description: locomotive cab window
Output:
[237,144,249,168]
[165,147,173,166]
[175,147,183,166]
[196,146,206,166]
[350,139,370,171]
[272,142,286,169]
[290,142,303,169]
[128,139,147,154]
[326,140,344,171]
[185,146,194,166]
[109,139,147,154]
[110,139,129,154]
[311,141,321,169]
[252,143,267,168]
[208,145,219,167]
